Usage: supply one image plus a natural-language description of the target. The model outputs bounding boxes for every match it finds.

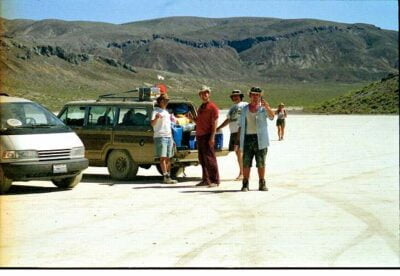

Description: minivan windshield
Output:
[0,102,70,135]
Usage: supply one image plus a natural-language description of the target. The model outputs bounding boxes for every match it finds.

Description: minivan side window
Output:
[88,106,116,126]
[118,107,149,126]
[59,106,86,126]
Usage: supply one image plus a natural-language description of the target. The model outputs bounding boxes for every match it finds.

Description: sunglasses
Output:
[250,87,262,93]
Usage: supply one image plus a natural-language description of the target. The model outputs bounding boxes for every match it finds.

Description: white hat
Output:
[199,85,211,94]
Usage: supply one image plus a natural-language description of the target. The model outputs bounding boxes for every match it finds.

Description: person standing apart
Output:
[217,90,248,180]
[238,87,275,191]
[151,94,177,184]
[194,85,220,187]
[275,103,287,141]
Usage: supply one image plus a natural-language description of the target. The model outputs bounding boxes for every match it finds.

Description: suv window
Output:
[59,106,85,126]
[88,106,116,126]
[118,107,149,126]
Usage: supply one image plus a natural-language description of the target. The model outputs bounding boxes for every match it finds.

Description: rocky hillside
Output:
[1,16,398,82]
[307,74,399,114]
[0,16,398,111]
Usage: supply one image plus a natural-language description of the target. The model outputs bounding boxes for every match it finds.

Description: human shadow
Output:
[132,184,197,190]
[82,173,201,187]
[180,189,243,194]
[2,184,69,196]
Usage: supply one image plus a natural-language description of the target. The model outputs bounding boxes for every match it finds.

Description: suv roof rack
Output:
[98,89,140,102]
[98,87,161,102]
[98,87,190,102]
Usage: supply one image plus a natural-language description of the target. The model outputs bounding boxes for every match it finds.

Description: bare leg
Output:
[160,157,168,174]
[278,126,283,140]
[234,145,243,178]
[257,167,265,180]
[243,167,251,180]
[166,158,171,174]
[258,166,268,191]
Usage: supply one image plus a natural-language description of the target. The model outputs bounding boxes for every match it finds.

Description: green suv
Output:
[57,88,228,180]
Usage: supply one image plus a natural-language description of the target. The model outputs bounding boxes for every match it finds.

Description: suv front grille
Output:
[38,149,71,161]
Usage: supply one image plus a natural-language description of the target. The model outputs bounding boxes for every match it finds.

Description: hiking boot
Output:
[241,179,249,192]
[163,175,177,184]
[259,179,268,191]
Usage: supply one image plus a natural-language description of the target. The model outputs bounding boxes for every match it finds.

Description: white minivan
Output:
[0,93,89,194]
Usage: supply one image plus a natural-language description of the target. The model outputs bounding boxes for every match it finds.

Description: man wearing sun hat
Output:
[194,85,220,188]
[217,90,248,180]
[237,87,275,192]
[151,93,178,184]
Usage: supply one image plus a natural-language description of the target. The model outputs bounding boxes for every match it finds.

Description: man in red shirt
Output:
[195,85,220,187]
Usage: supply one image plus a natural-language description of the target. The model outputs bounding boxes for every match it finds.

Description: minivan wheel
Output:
[52,173,82,189]
[107,150,138,180]
[0,167,13,194]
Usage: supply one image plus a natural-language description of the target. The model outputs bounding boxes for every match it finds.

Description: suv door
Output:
[59,105,117,164]
[83,105,116,162]
[113,106,154,164]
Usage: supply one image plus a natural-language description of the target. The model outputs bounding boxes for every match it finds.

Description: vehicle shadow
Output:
[2,184,69,195]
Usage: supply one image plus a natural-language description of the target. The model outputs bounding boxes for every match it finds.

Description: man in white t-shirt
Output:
[217,90,248,180]
[151,94,177,184]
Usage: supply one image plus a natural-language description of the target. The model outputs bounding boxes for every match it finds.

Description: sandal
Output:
[235,175,244,181]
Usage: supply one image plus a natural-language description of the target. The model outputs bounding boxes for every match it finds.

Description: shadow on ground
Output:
[180,189,243,194]
[81,173,242,193]
[82,173,201,186]
[2,184,69,196]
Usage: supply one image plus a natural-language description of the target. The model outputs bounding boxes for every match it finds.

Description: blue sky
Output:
[1,0,398,30]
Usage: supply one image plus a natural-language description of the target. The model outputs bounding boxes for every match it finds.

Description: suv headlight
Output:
[70,147,85,158]
[2,150,38,159]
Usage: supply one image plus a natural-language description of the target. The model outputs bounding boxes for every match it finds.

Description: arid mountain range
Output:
[0,16,398,110]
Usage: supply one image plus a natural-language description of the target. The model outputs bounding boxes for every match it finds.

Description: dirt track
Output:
[1,114,398,267]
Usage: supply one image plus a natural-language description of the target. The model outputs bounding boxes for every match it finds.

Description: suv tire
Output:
[0,167,12,194]
[52,173,83,189]
[107,150,138,180]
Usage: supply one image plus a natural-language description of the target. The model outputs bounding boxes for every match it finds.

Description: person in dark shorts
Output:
[217,90,248,180]
[238,87,275,191]
[275,103,287,141]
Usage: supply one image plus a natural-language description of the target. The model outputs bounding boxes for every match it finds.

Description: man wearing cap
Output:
[194,85,220,187]
[217,90,248,180]
[151,94,178,184]
[238,87,275,191]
